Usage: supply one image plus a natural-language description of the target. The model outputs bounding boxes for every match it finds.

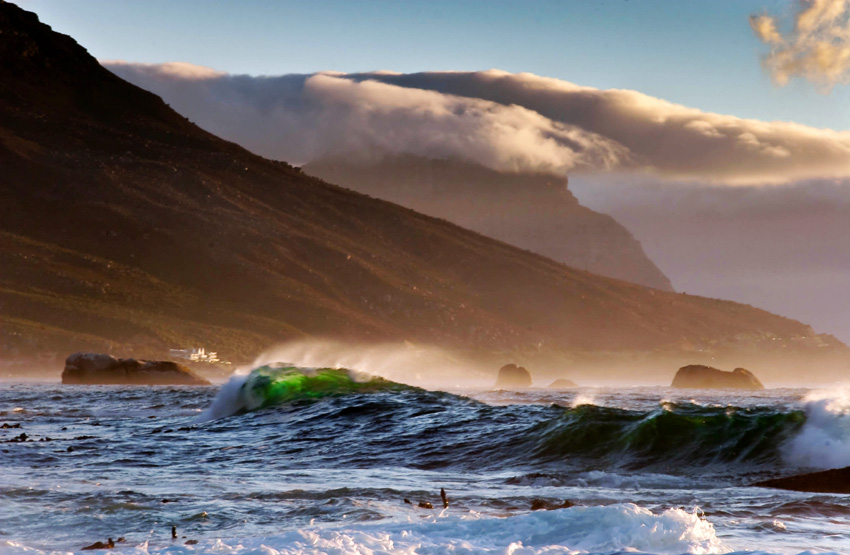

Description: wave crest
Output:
[198,364,408,421]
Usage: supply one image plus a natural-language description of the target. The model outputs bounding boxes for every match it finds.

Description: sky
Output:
[11,0,850,131]
[10,0,850,343]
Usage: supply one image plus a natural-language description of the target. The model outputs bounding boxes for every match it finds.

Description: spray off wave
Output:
[245,339,489,387]
[783,387,850,469]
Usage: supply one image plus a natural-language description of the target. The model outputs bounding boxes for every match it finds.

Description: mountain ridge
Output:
[1,1,847,381]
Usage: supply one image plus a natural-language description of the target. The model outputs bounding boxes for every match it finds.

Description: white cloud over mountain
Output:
[105,63,850,185]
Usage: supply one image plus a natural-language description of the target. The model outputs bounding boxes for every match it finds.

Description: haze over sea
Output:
[2,364,850,555]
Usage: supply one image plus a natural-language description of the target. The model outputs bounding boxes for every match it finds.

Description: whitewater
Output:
[1,365,849,555]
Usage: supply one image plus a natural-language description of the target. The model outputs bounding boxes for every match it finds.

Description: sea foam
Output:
[0,504,726,555]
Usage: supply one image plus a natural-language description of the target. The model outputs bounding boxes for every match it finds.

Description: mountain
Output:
[1,2,847,381]
[304,155,674,291]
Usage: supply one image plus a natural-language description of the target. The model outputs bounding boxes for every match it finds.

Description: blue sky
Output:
[12,0,850,131]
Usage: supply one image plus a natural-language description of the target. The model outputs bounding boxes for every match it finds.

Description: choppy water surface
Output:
[1,368,849,555]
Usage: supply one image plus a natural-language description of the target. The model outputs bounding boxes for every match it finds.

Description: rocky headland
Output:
[62,353,210,385]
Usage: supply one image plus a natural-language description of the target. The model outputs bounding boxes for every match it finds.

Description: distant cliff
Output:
[304,156,673,291]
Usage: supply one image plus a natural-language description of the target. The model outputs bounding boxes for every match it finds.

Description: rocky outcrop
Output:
[530,499,575,511]
[548,379,578,389]
[494,363,532,388]
[671,365,764,390]
[753,466,850,494]
[62,353,210,385]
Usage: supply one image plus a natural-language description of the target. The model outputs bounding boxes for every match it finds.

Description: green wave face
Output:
[239,365,405,411]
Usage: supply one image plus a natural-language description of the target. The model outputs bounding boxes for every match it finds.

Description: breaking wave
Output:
[197,364,411,421]
[196,369,850,475]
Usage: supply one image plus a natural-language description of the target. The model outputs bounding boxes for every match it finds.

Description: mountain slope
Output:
[305,155,674,291]
[0,2,846,379]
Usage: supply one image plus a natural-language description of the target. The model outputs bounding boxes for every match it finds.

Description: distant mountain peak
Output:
[0,2,99,78]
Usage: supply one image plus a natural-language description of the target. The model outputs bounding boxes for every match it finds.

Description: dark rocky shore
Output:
[754,466,850,494]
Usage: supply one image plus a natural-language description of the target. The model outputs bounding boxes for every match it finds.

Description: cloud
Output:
[352,70,850,184]
[299,73,629,173]
[749,13,783,45]
[106,60,226,80]
[105,63,850,184]
[106,62,627,175]
[750,0,850,90]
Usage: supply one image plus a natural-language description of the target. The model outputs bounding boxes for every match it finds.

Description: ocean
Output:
[1,364,849,555]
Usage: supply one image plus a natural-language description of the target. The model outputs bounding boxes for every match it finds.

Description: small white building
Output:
[169,347,220,363]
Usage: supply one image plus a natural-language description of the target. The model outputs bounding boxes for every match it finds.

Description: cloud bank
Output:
[751,0,850,90]
[106,62,627,176]
[106,63,850,185]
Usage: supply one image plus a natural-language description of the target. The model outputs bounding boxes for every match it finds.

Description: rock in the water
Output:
[494,363,532,388]
[62,353,210,385]
[530,499,575,511]
[671,365,764,390]
[81,538,114,551]
[753,466,850,494]
[548,378,577,389]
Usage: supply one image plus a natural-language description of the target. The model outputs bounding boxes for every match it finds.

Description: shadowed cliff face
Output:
[1,2,848,381]
[304,156,674,292]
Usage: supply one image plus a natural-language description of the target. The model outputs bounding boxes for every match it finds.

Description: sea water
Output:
[1,365,849,554]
